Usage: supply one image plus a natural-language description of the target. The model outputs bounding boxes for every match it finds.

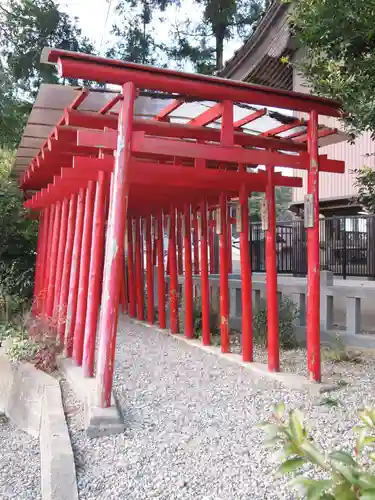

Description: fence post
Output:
[343,224,347,280]
[346,297,361,335]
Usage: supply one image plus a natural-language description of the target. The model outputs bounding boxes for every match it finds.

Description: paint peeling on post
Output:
[307,109,321,382]
[96,82,136,408]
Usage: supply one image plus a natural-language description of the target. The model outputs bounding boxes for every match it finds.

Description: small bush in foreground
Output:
[260,403,375,499]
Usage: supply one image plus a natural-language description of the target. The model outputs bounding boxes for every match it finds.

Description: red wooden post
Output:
[46,200,62,318]
[192,206,199,275]
[65,188,86,357]
[96,82,135,408]
[177,212,183,275]
[83,171,107,377]
[266,165,280,372]
[239,186,253,362]
[127,218,136,318]
[42,205,55,315]
[140,222,145,283]
[120,250,128,313]
[145,215,154,323]
[219,193,229,352]
[119,255,126,312]
[135,217,145,320]
[219,100,233,353]
[307,109,321,382]
[169,207,179,333]
[200,200,210,345]
[53,198,69,318]
[227,205,233,274]
[156,212,166,328]
[32,210,46,316]
[183,204,194,338]
[39,209,50,311]
[73,180,95,366]
[209,210,215,275]
[152,230,157,267]
[58,194,77,344]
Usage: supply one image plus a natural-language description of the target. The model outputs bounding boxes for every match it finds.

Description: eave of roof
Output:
[219,0,290,79]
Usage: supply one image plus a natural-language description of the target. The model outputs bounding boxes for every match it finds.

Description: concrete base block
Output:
[85,396,125,438]
[41,384,79,500]
[58,357,124,438]
[2,353,56,438]
[0,349,79,500]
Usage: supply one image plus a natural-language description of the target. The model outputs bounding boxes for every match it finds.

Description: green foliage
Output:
[0,0,95,148]
[195,0,263,70]
[248,187,293,222]
[319,396,340,408]
[260,403,375,499]
[0,71,30,149]
[288,0,375,138]
[0,150,38,299]
[108,0,164,65]
[6,337,38,362]
[3,311,61,372]
[0,0,94,96]
[353,166,375,214]
[191,296,220,338]
[253,295,298,349]
[111,0,263,72]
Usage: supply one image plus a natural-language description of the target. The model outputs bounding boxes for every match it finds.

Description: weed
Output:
[319,396,340,408]
[322,335,362,364]
[337,379,348,387]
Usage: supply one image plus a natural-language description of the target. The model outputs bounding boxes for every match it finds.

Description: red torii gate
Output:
[21,49,345,408]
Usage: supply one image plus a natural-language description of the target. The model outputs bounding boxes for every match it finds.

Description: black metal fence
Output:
[233,215,375,279]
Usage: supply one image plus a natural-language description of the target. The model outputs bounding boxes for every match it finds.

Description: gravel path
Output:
[230,331,373,385]
[0,418,41,499]
[62,318,375,500]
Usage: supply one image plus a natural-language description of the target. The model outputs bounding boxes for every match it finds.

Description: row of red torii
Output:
[22,49,345,408]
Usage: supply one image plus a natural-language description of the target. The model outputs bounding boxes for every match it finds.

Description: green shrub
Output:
[6,337,38,362]
[253,296,299,349]
[2,311,61,372]
[260,403,375,499]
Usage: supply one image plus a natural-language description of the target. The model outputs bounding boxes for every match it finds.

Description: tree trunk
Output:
[215,33,224,71]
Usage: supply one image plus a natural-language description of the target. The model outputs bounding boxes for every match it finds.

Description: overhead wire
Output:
[99,0,114,55]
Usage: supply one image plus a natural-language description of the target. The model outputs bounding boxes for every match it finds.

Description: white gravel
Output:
[0,418,41,499]
[61,318,375,500]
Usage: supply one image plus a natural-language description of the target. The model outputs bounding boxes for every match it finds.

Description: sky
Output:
[58,0,243,64]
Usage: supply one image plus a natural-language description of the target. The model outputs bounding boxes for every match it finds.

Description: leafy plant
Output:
[253,296,299,349]
[319,396,340,408]
[353,166,375,214]
[3,310,61,372]
[288,0,375,139]
[0,150,38,300]
[6,337,38,362]
[260,403,375,499]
